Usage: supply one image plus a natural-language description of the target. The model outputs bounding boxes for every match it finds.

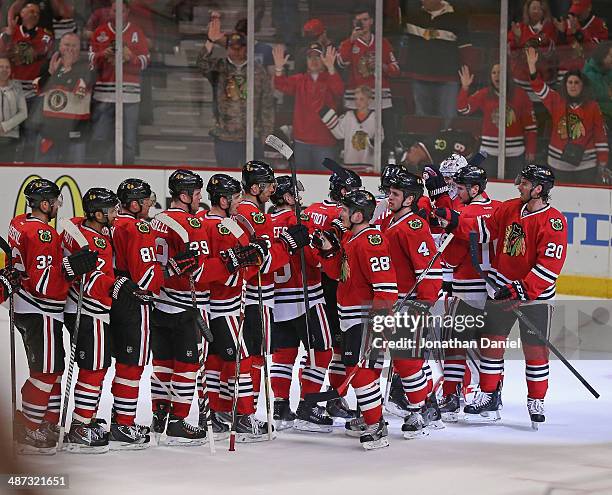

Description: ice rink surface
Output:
[1,302,611,495]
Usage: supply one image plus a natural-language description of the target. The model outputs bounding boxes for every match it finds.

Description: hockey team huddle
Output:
[0,153,568,454]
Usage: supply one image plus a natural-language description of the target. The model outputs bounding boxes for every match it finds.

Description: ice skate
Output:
[345,415,367,437]
[401,408,429,439]
[162,415,208,446]
[109,422,151,450]
[422,393,445,429]
[294,401,333,433]
[527,398,545,430]
[463,388,502,422]
[234,414,276,443]
[14,424,57,456]
[326,396,357,420]
[360,417,389,450]
[384,375,410,418]
[151,403,170,442]
[198,408,230,440]
[273,399,296,431]
[63,420,109,454]
[439,392,461,423]
[39,420,60,444]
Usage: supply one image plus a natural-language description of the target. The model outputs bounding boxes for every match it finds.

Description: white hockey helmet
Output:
[439,153,468,178]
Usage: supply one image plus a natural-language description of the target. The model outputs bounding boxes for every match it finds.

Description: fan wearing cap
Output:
[272,42,344,170]
[294,18,334,73]
[198,15,274,167]
[554,0,608,78]
[435,164,567,427]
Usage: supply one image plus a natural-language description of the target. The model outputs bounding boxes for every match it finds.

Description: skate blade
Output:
[293,420,333,434]
[384,403,408,419]
[426,419,445,430]
[213,431,230,441]
[160,436,208,447]
[441,412,459,423]
[235,432,277,443]
[531,421,543,431]
[361,437,390,450]
[344,429,365,438]
[274,419,295,431]
[402,429,430,440]
[463,411,501,422]
[14,443,57,456]
[109,440,151,451]
[63,443,109,454]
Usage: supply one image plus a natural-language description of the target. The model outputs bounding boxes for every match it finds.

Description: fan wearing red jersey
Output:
[303,169,360,421]
[236,161,309,422]
[381,170,443,438]
[62,188,145,454]
[436,164,567,427]
[10,179,97,455]
[437,166,500,423]
[198,174,270,443]
[335,189,398,450]
[108,179,164,449]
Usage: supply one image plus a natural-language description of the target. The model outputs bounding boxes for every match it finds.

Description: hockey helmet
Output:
[439,153,468,178]
[83,188,120,216]
[341,189,376,222]
[24,178,61,208]
[117,178,152,206]
[241,160,275,190]
[380,164,403,194]
[169,169,204,197]
[329,169,362,201]
[206,174,242,205]
[453,165,488,191]
[520,163,555,194]
[270,175,304,205]
[388,169,424,195]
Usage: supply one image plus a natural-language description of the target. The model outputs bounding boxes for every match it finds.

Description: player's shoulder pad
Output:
[93,236,107,250]
[407,217,424,230]
[250,210,266,225]
[186,216,202,229]
[135,220,151,234]
[366,232,384,247]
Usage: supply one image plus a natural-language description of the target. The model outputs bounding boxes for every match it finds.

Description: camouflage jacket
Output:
[197,48,274,142]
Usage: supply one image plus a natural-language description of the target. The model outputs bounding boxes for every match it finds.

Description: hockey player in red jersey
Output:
[437,166,500,422]
[304,169,360,420]
[436,163,567,427]
[269,177,339,432]
[236,161,309,434]
[108,179,164,449]
[10,178,98,455]
[198,174,269,442]
[380,170,443,438]
[62,188,145,453]
[335,189,398,450]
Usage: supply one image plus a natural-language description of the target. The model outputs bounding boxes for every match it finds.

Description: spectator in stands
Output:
[34,32,93,163]
[457,63,537,180]
[0,3,53,160]
[338,6,399,143]
[7,0,74,37]
[273,43,343,170]
[89,0,150,164]
[554,0,608,80]
[508,0,558,102]
[198,19,274,167]
[402,0,471,126]
[398,129,476,172]
[583,41,612,128]
[321,85,382,169]
[294,18,334,73]
[0,56,27,162]
[527,46,609,184]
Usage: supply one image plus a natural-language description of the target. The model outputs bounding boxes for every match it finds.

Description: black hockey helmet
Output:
[242,160,275,190]
[270,175,304,205]
[453,165,487,191]
[168,169,204,197]
[117,178,152,206]
[206,174,242,204]
[83,187,120,216]
[341,189,376,222]
[329,169,362,201]
[379,164,401,194]
[388,169,424,195]
[520,163,555,189]
[24,178,61,208]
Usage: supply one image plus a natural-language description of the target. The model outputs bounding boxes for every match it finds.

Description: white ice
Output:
[1,300,612,495]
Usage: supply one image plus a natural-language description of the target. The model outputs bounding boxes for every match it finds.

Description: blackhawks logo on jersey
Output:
[94,237,107,250]
[251,211,265,224]
[136,221,150,234]
[368,234,382,246]
[408,218,423,230]
[558,113,586,141]
[351,130,369,151]
[187,217,201,229]
[38,229,52,243]
[502,222,526,257]
[217,223,231,235]
[550,218,563,231]
[300,212,310,222]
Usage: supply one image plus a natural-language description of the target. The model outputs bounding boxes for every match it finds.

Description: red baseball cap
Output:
[569,0,591,16]
[303,18,325,38]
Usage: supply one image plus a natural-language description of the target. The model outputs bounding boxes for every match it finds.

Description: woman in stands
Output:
[457,63,537,180]
[527,46,609,184]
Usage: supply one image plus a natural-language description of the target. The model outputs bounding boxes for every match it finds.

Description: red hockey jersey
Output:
[557,15,608,74]
[530,76,608,171]
[1,25,53,97]
[381,211,442,302]
[236,200,290,308]
[442,198,499,300]
[337,36,399,109]
[8,214,70,317]
[455,198,567,300]
[336,226,398,331]
[303,199,341,232]
[457,86,537,157]
[112,213,163,294]
[89,22,150,103]
[63,219,115,322]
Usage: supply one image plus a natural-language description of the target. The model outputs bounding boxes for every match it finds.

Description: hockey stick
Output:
[57,218,89,451]
[467,150,488,167]
[265,134,316,367]
[154,213,215,453]
[0,235,18,443]
[468,232,600,399]
[233,214,274,441]
[322,157,350,179]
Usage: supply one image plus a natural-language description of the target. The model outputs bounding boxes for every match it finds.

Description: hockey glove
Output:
[330,218,347,239]
[111,277,147,306]
[167,247,199,277]
[0,267,22,297]
[250,237,270,260]
[434,207,460,231]
[62,248,98,280]
[494,281,528,301]
[311,229,341,258]
[279,224,310,255]
[221,244,265,273]
[423,166,448,200]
